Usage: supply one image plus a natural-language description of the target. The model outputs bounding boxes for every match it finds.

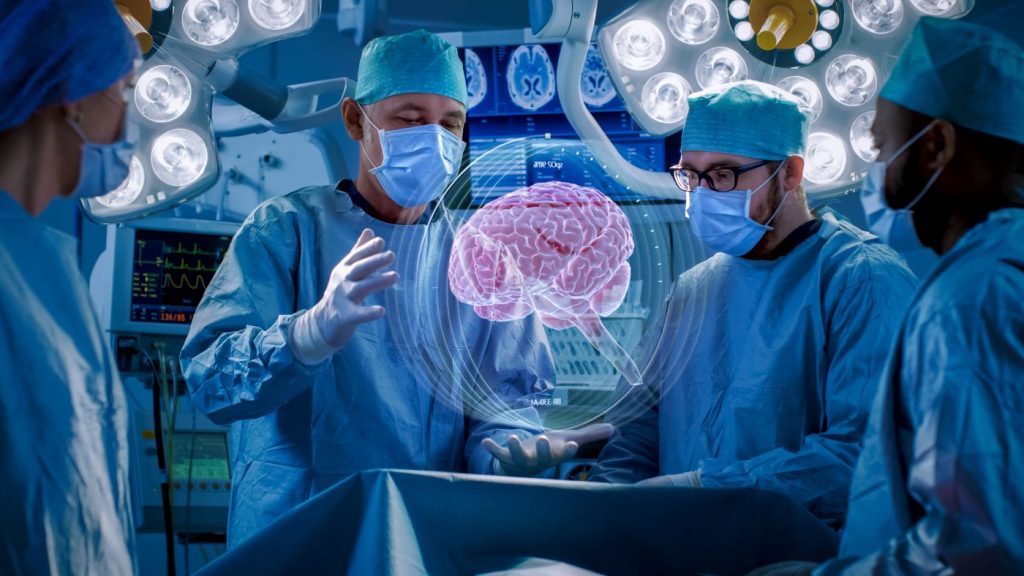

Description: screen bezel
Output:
[110,217,239,336]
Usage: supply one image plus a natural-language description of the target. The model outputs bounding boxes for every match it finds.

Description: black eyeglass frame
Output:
[670,159,775,192]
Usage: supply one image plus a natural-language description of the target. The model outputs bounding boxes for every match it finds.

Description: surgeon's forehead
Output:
[872,98,921,145]
[677,150,762,170]
[374,93,465,119]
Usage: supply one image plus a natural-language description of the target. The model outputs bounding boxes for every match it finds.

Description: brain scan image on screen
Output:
[449,181,641,386]
[581,44,617,108]
[506,45,556,111]
[464,48,487,111]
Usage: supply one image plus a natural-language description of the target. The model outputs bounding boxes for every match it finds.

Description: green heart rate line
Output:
[135,240,226,267]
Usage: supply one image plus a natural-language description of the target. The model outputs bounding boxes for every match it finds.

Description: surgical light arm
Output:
[208,59,355,136]
[532,0,682,201]
[171,39,355,136]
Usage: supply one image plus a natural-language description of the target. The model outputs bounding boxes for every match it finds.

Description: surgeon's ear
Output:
[926,119,957,172]
[782,155,804,193]
[341,98,365,141]
[59,100,83,125]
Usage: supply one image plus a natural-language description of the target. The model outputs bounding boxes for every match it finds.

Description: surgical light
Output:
[850,110,879,161]
[181,0,240,46]
[826,54,877,106]
[819,9,840,28]
[735,21,755,41]
[695,46,747,89]
[249,0,305,30]
[84,0,325,223]
[729,0,750,19]
[851,0,904,34]
[667,0,720,46]
[811,29,833,50]
[794,43,815,64]
[909,0,957,15]
[776,76,823,122]
[588,0,973,200]
[642,73,691,124]
[612,19,667,71]
[135,65,192,123]
[805,132,847,184]
[96,156,146,208]
[152,129,210,187]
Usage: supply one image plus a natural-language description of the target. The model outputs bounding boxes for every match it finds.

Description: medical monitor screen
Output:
[462,43,678,204]
[171,432,230,481]
[130,229,232,325]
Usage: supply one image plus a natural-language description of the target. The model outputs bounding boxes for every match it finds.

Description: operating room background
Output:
[38,1,1024,573]
[44,0,991,287]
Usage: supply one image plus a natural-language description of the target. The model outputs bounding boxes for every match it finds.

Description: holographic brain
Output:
[449,181,642,385]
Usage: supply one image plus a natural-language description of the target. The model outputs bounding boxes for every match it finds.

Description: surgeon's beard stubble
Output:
[743,178,788,258]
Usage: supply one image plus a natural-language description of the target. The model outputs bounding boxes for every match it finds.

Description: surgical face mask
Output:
[360,107,467,209]
[860,120,943,252]
[687,162,788,256]
[66,116,133,199]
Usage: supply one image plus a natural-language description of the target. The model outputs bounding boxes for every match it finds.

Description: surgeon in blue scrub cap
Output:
[590,81,919,528]
[181,29,610,549]
[0,1,139,573]
[808,17,1024,575]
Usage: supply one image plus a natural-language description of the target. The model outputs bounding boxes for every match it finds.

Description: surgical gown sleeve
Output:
[464,313,557,475]
[587,296,672,485]
[817,272,1024,575]
[180,208,326,425]
[585,386,660,484]
[697,250,917,524]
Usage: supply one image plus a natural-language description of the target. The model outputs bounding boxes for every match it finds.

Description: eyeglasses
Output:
[670,159,774,192]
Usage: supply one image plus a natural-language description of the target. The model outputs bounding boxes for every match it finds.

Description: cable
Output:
[183,396,197,573]
[142,348,176,576]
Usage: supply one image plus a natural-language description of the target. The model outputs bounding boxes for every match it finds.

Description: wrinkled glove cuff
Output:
[288,308,337,366]
[666,470,702,488]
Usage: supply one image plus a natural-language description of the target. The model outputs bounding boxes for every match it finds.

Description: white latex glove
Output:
[483,423,614,477]
[289,229,399,365]
[636,470,702,488]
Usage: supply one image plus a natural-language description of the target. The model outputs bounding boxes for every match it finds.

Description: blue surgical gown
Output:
[818,208,1024,574]
[0,192,136,574]
[590,211,919,526]
[180,184,555,548]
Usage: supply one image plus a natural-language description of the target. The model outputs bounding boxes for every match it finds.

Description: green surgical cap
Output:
[354,29,468,108]
[680,80,811,161]
[880,17,1024,145]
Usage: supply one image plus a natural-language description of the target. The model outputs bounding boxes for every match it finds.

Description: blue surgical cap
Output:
[681,80,811,161]
[354,29,468,108]
[0,0,139,133]
[880,17,1024,145]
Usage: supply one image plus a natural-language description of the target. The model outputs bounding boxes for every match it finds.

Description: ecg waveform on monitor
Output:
[162,273,210,291]
[130,231,232,323]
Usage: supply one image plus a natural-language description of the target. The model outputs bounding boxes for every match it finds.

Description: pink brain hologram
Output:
[449,181,642,385]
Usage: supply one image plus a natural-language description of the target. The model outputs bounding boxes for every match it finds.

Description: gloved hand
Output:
[289,228,399,365]
[483,423,614,477]
[636,470,702,487]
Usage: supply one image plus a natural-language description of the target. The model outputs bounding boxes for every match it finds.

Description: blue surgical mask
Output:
[687,162,788,256]
[360,107,466,209]
[860,120,943,252]
[66,116,133,199]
